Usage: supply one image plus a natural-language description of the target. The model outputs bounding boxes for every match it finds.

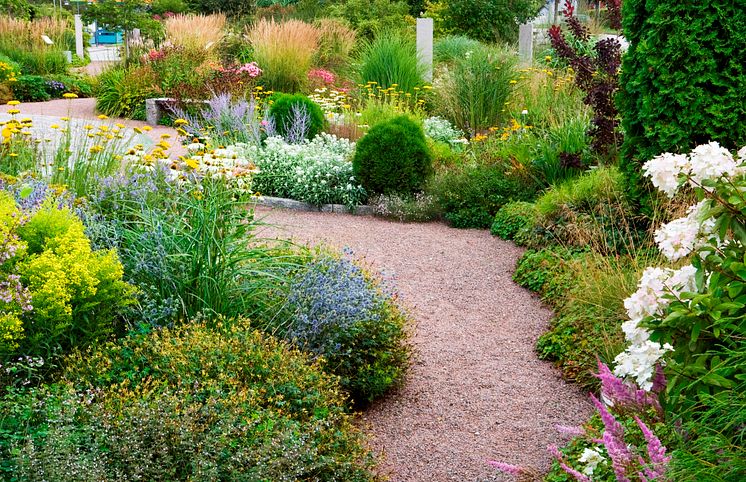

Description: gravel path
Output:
[258,208,592,482]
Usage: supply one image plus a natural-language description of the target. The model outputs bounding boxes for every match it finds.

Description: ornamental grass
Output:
[247,18,320,93]
[163,13,226,54]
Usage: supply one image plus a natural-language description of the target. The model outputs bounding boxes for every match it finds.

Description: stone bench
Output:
[145,97,209,126]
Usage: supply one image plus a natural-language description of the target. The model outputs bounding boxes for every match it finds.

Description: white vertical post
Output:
[74,14,85,59]
[518,23,534,64]
[416,17,434,83]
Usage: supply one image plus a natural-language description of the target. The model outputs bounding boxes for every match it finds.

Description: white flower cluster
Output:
[578,447,606,476]
[654,200,716,261]
[182,142,259,192]
[423,116,466,145]
[616,142,746,391]
[251,134,367,208]
[615,265,696,390]
[643,141,744,197]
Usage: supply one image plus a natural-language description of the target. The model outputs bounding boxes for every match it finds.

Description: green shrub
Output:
[15,201,136,360]
[428,162,535,229]
[618,0,746,215]
[327,0,410,39]
[95,66,157,119]
[535,166,625,217]
[0,320,374,481]
[11,75,49,102]
[48,74,94,97]
[353,115,432,195]
[440,0,544,43]
[528,167,645,254]
[187,0,255,17]
[435,45,517,137]
[151,0,189,14]
[271,253,409,404]
[490,201,536,240]
[356,32,424,93]
[433,35,483,64]
[269,93,326,140]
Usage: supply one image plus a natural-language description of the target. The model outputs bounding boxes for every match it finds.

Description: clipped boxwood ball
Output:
[269,93,325,140]
[353,115,433,195]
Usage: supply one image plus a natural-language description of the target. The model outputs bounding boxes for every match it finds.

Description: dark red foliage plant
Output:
[549,0,623,157]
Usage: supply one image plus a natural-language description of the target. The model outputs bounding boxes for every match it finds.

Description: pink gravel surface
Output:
[1,98,186,156]
[257,207,593,482]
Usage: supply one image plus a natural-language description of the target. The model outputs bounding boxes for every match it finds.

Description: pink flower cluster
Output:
[219,62,263,78]
[147,48,167,62]
[308,68,336,86]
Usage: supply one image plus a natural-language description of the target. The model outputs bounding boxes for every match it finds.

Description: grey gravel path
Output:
[257,208,592,482]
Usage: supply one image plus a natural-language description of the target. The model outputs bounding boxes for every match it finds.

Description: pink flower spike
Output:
[635,416,671,477]
[555,424,586,436]
[487,461,528,476]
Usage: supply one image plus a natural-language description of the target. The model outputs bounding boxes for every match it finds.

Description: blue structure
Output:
[93,28,122,45]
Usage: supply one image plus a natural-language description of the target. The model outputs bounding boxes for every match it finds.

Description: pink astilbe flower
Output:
[547,445,592,482]
[635,417,671,480]
[592,394,634,482]
[651,363,667,394]
[487,461,528,476]
[596,361,663,417]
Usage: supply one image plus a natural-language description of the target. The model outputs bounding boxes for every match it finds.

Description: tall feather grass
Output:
[247,18,319,93]
[356,32,424,94]
[435,45,517,136]
[0,15,69,74]
[164,13,226,54]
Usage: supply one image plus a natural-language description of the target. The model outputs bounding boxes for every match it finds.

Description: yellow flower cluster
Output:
[0,61,18,83]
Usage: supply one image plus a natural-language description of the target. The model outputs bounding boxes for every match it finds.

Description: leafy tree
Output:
[186,0,256,17]
[439,0,544,44]
[82,0,163,60]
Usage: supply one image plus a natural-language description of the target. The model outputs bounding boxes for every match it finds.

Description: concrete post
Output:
[416,18,434,83]
[74,14,85,59]
[518,23,534,63]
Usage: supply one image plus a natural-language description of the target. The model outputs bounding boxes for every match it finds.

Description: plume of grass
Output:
[164,13,226,54]
[356,32,424,94]
[314,18,356,72]
[247,18,319,93]
[0,15,69,74]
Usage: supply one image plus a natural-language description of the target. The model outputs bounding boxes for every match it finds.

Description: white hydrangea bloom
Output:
[642,152,689,197]
[624,267,670,320]
[621,318,651,345]
[623,265,697,323]
[688,141,738,188]
[578,447,606,476]
[654,200,715,261]
[614,340,674,390]
[654,215,700,261]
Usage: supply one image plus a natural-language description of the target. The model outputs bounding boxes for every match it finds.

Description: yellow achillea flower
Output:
[98,114,108,120]
[173,119,189,126]
[63,93,78,99]
[7,100,20,106]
